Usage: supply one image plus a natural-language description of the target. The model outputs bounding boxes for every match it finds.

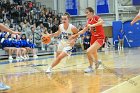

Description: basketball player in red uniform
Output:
[72,7,105,73]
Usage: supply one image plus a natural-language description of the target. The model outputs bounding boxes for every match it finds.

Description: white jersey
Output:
[59,24,73,42]
[57,24,75,54]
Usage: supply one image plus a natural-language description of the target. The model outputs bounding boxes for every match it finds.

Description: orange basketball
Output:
[41,35,51,44]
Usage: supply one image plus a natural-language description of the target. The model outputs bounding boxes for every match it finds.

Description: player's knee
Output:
[87,50,92,56]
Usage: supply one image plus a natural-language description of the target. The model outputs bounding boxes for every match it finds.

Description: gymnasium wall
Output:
[113,20,140,47]
[104,26,112,38]
[34,0,91,15]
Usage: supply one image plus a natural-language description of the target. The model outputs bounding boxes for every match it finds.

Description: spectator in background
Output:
[77,24,85,51]
[83,34,90,50]
[31,26,35,44]
[41,27,48,50]
[78,24,83,31]
[83,30,91,50]
[20,34,29,59]
[118,29,124,50]
[1,33,13,60]
[27,34,38,59]
[104,36,111,49]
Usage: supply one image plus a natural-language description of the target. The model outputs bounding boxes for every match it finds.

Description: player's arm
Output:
[72,26,78,34]
[70,26,88,39]
[77,26,89,35]
[0,23,21,34]
[68,26,79,45]
[49,25,61,37]
[131,10,140,25]
[87,18,104,27]
[69,26,79,40]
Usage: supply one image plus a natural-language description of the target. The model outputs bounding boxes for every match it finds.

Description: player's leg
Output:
[84,39,103,73]
[46,51,68,73]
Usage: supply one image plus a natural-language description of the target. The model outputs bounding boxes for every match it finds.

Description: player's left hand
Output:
[69,34,79,40]
[87,24,95,28]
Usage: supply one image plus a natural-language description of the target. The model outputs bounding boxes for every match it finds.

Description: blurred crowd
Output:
[0,0,110,60]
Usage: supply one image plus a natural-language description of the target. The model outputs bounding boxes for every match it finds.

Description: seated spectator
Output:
[118,29,124,49]
[11,34,26,60]
[83,35,90,50]
[83,31,91,50]
[20,34,29,59]
[1,33,13,60]
[104,36,111,49]
[27,35,38,59]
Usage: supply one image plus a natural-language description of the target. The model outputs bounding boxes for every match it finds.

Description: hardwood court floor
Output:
[0,48,140,93]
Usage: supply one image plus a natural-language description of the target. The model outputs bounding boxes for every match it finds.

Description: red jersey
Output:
[87,15,105,39]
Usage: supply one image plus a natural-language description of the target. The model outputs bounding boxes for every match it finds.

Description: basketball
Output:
[41,35,51,44]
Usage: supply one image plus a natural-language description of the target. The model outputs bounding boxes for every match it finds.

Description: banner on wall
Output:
[65,0,78,15]
[96,0,109,14]
[132,0,140,5]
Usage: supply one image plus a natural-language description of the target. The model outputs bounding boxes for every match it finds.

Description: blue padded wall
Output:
[113,20,140,47]
[112,21,122,43]
[123,21,133,47]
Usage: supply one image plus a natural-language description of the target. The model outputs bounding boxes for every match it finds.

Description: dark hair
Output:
[63,12,70,19]
[86,7,94,13]
[21,34,26,40]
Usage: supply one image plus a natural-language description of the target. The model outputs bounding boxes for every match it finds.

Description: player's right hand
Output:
[48,34,53,37]
[12,31,21,34]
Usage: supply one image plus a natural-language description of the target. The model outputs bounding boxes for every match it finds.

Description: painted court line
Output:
[102,75,140,93]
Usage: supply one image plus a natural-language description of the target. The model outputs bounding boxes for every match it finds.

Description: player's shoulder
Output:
[68,23,75,28]
[71,24,77,30]
[59,24,63,27]
[58,24,63,30]
[71,24,78,33]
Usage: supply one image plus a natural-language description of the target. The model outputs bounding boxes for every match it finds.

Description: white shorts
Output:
[57,41,73,55]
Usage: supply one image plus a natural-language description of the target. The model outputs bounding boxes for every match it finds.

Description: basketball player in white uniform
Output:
[46,13,86,73]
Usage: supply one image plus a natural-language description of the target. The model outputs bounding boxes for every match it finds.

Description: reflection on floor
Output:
[0,48,140,93]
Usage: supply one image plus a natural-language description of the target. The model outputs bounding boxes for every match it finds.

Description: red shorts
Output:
[90,37,105,46]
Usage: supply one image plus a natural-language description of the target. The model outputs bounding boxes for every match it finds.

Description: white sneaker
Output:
[20,56,24,59]
[0,82,11,91]
[23,56,27,60]
[33,55,38,59]
[46,67,52,73]
[9,60,13,63]
[84,66,93,73]
[8,56,13,60]
[26,55,29,59]
[16,56,20,60]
